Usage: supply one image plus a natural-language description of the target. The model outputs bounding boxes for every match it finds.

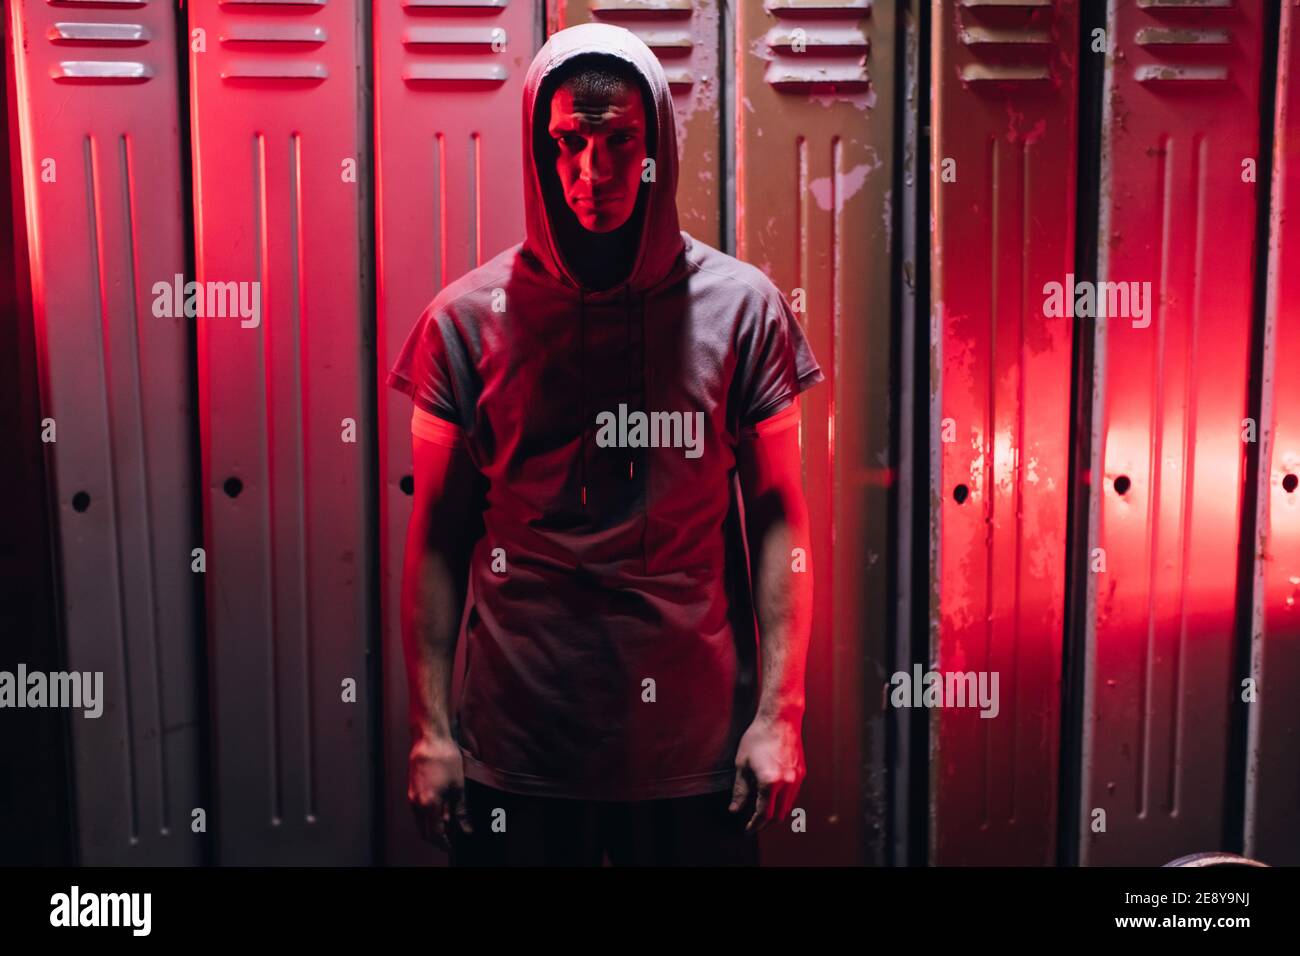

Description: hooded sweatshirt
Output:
[387,23,825,800]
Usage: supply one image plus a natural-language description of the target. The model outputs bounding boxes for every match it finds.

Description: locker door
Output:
[737,0,896,865]
[931,0,1079,866]
[553,0,721,246]
[1082,0,1266,866]
[8,0,201,864]
[1245,0,1300,867]
[190,0,372,864]
[375,0,539,866]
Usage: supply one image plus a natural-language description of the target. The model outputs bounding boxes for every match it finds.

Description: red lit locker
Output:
[7,0,201,864]
[737,0,896,865]
[553,0,721,246]
[189,0,372,864]
[375,0,540,866]
[1082,0,1266,866]
[931,0,1079,866]
[1245,0,1300,868]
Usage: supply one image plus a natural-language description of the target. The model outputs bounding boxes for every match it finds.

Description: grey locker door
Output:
[374,0,539,865]
[8,0,202,864]
[189,0,374,865]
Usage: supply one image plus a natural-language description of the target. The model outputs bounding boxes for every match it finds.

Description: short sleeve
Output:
[411,406,465,448]
[386,304,461,425]
[736,293,826,430]
[738,396,802,442]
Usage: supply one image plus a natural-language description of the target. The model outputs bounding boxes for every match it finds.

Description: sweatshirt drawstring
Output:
[579,289,587,509]
[581,285,645,508]
[625,285,634,481]
[639,290,647,480]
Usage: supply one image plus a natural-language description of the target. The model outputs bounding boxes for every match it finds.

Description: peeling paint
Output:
[881,187,892,247]
[671,0,720,153]
[1004,102,1048,145]
[809,85,877,110]
[808,153,882,212]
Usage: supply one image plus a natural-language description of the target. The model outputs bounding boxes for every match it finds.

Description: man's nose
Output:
[579,143,611,185]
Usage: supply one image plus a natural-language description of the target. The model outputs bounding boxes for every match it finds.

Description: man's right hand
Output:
[408,733,474,850]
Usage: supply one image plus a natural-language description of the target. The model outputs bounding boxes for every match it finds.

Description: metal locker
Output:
[737,0,896,864]
[1245,0,1299,868]
[892,0,924,867]
[930,0,1080,865]
[1082,0,1266,866]
[375,0,539,866]
[7,0,201,863]
[189,0,373,864]
[553,0,721,246]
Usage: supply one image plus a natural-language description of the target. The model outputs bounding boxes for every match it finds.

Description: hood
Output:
[521,23,684,294]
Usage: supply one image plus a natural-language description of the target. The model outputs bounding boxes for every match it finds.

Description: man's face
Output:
[548,82,648,233]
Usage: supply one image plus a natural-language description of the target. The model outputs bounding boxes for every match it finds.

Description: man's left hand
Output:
[729,714,806,834]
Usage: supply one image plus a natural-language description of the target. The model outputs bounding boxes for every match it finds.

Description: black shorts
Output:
[448,778,761,867]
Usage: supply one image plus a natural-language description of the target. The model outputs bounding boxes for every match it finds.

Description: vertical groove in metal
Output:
[1137,134,1172,820]
[829,132,840,805]
[438,133,446,289]
[1170,134,1210,820]
[721,0,735,254]
[251,130,281,827]
[475,130,482,266]
[471,132,482,267]
[1012,137,1030,827]
[735,1,746,259]
[983,133,997,831]
[87,131,142,845]
[797,136,807,295]
[118,130,169,834]
[289,131,315,824]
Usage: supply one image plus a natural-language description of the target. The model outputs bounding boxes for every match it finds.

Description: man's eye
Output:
[559,135,584,150]
[610,134,633,146]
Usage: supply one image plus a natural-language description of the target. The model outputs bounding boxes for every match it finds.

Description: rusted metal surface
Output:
[738,0,896,865]
[1245,0,1300,868]
[930,0,1080,865]
[1082,0,1266,867]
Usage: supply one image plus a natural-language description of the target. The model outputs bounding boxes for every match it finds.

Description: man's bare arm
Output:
[731,398,814,833]
[402,422,483,848]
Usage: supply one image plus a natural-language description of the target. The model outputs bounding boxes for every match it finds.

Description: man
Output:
[388,23,824,866]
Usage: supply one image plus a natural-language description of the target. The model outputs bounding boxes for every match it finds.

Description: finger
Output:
[746,784,772,834]
[729,769,750,813]
[411,798,450,850]
[776,779,800,823]
[426,811,450,851]
[453,789,474,835]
